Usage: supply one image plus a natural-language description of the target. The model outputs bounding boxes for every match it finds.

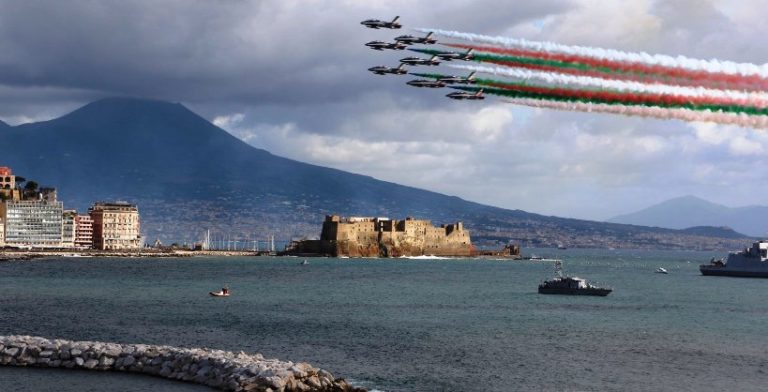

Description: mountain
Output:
[0,120,8,129]
[0,98,753,250]
[609,195,767,237]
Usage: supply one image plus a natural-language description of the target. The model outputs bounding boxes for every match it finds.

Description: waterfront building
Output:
[0,167,15,189]
[0,217,4,247]
[89,202,141,250]
[75,215,94,249]
[0,167,20,201]
[0,199,64,248]
[62,210,77,248]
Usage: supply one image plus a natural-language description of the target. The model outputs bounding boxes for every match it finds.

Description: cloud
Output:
[2,0,768,220]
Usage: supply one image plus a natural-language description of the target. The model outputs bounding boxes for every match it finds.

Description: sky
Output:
[1,0,768,221]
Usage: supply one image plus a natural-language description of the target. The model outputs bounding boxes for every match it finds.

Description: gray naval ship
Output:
[700,240,768,277]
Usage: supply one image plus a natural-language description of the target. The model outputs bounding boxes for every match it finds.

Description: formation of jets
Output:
[362,16,482,100]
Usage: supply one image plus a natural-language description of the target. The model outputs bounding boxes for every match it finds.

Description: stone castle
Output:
[288,215,473,257]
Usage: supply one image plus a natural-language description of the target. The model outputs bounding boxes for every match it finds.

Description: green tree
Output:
[22,181,38,199]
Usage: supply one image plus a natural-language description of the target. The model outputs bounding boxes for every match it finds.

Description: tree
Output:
[22,181,38,199]
[14,176,25,189]
[24,181,38,192]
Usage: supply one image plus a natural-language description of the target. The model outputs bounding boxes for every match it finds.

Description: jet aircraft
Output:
[365,40,408,51]
[407,79,447,88]
[446,89,485,100]
[432,49,475,61]
[437,72,477,84]
[368,64,408,75]
[399,55,440,66]
[360,16,402,29]
[394,32,437,45]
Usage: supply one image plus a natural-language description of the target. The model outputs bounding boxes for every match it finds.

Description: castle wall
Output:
[312,215,473,257]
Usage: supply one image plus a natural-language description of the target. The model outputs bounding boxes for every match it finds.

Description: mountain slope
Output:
[609,195,767,237]
[0,98,753,250]
[0,120,8,129]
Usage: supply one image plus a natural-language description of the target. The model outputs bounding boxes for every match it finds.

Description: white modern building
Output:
[0,199,64,248]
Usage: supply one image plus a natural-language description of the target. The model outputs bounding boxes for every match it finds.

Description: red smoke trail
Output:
[447,43,768,91]
[478,58,717,90]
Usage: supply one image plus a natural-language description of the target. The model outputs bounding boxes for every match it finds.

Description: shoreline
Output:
[0,250,263,262]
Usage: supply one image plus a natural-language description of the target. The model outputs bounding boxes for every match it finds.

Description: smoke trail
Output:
[468,51,768,92]
[416,28,768,78]
[501,98,768,129]
[451,86,768,116]
[448,64,768,108]
[443,43,768,92]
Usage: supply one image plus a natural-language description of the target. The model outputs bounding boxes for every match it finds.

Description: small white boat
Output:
[300,259,308,265]
[209,287,230,297]
[655,267,669,274]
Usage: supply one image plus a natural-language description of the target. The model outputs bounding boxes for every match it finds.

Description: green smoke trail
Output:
[453,86,768,116]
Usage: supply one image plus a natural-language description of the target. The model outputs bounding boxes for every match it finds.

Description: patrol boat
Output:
[700,240,768,278]
[538,260,612,296]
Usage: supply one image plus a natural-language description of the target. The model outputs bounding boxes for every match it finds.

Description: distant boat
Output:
[301,259,308,265]
[538,260,612,296]
[209,286,230,297]
[557,245,567,250]
[655,267,669,274]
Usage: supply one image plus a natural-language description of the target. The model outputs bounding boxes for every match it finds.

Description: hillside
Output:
[0,98,753,250]
[609,195,767,237]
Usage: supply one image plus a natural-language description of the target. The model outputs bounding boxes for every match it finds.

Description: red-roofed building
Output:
[0,167,14,190]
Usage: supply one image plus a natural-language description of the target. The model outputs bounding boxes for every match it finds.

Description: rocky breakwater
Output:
[0,336,366,392]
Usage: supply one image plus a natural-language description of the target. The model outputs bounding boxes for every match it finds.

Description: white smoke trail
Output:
[503,98,768,129]
[448,64,768,107]
[417,28,768,78]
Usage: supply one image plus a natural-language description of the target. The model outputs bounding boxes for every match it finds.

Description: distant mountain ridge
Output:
[0,98,754,250]
[609,195,767,237]
[0,119,8,129]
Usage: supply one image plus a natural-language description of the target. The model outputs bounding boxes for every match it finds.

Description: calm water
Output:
[1,248,768,391]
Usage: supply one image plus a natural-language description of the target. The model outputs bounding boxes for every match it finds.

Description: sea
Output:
[1,248,768,392]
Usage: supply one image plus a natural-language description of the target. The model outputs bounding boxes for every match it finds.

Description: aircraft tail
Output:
[425,32,434,39]
[391,16,400,23]
[430,55,438,61]
[466,48,474,55]
[476,89,484,97]
[398,64,406,71]
[468,71,476,80]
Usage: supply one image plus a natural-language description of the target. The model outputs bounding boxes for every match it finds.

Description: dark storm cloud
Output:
[0,0,570,109]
